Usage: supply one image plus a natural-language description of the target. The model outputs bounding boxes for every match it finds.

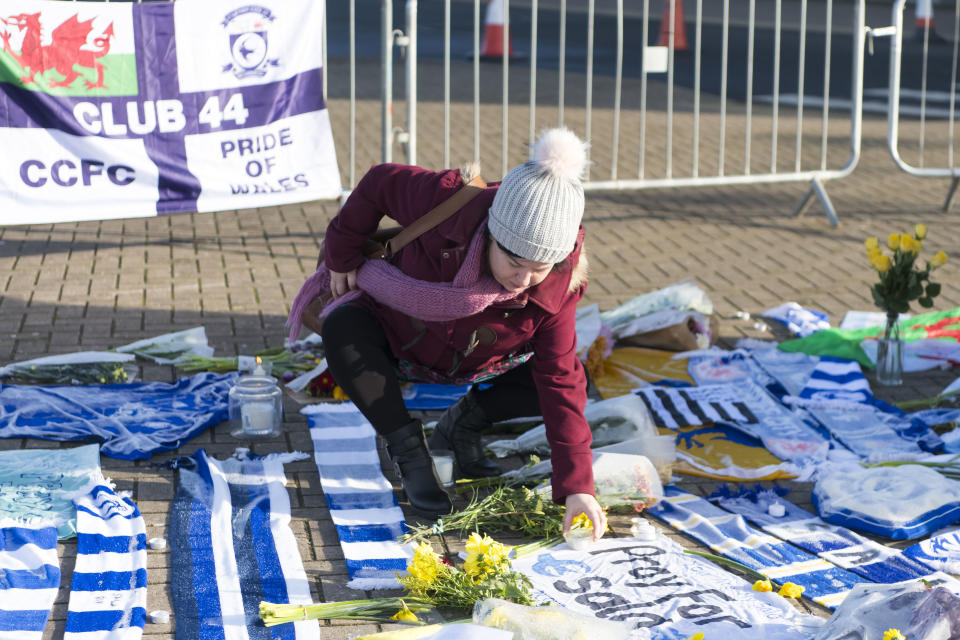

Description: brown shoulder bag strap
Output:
[381,174,487,259]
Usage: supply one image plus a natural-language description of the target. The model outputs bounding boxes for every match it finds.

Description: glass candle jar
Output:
[228,374,283,438]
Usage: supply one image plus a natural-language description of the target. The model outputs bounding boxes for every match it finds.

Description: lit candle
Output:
[431,452,454,487]
[241,402,275,435]
[252,356,267,376]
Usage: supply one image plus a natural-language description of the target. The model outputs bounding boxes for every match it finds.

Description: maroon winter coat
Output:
[324,163,594,502]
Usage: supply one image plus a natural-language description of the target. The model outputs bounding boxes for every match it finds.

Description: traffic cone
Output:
[658,0,689,52]
[913,0,946,43]
[479,0,513,59]
[915,0,934,31]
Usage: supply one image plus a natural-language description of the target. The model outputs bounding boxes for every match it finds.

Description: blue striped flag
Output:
[170,449,319,639]
[302,403,412,590]
[65,484,148,639]
[0,522,60,640]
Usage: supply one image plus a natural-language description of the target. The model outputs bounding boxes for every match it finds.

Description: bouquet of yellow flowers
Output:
[259,532,535,627]
[864,223,948,314]
[400,534,536,611]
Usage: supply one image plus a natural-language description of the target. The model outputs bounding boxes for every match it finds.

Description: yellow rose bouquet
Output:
[864,224,947,315]
[864,224,948,384]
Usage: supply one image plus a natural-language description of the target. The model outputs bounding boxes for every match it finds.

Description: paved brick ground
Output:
[1,51,958,638]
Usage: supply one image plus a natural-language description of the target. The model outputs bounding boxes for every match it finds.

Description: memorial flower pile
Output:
[864,224,947,314]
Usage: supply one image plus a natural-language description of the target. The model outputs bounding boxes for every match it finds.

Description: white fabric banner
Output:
[511,536,823,640]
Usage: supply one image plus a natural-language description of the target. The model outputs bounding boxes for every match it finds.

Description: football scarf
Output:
[711,486,960,593]
[784,357,942,459]
[302,403,412,590]
[65,484,147,638]
[0,522,60,640]
[634,381,830,463]
[169,449,319,639]
[648,487,862,609]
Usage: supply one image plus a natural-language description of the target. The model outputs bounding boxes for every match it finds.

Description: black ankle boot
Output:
[384,420,452,518]
[428,389,501,478]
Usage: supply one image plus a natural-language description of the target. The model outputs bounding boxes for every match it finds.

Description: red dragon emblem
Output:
[1,12,115,89]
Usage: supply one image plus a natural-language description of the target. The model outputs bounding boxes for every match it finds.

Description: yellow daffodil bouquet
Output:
[864,224,948,315]
[400,534,536,611]
[260,532,535,628]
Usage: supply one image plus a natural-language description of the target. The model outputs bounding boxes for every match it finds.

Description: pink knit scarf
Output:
[287,222,516,342]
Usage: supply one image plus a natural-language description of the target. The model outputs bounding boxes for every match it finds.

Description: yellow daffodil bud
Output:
[390,601,419,623]
[875,254,891,273]
[888,233,901,250]
[930,250,949,269]
[867,247,883,264]
[915,223,927,239]
[571,512,593,530]
[778,582,805,599]
[752,579,773,592]
[883,629,905,640]
[683,634,705,640]
[332,386,349,400]
[864,237,879,251]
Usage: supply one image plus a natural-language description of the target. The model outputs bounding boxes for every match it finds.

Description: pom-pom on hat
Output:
[488,128,587,264]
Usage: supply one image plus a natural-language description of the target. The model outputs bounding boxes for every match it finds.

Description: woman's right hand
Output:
[329,268,358,298]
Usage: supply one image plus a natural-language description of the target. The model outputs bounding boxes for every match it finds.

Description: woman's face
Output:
[487,238,554,293]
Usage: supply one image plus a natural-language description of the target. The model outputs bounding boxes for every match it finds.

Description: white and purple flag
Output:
[0,0,340,224]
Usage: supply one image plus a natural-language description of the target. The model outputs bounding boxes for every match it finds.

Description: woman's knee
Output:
[320,304,376,345]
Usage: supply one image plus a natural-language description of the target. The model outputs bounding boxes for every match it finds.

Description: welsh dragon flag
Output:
[779,306,960,367]
[0,0,340,225]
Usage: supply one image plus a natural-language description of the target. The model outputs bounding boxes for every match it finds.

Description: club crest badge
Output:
[221,5,278,79]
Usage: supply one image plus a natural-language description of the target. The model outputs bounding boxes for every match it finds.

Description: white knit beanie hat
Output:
[488,128,588,264]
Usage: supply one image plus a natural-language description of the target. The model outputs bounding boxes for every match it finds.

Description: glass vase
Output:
[875,312,903,386]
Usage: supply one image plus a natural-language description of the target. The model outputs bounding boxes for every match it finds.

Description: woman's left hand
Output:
[562,493,607,542]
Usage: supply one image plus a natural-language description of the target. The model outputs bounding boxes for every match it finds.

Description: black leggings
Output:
[321,304,542,435]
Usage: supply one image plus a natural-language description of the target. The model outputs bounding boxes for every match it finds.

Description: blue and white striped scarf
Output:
[710,486,960,593]
[648,487,863,609]
[0,522,60,640]
[783,357,942,459]
[170,449,319,639]
[302,403,412,590]
[65,484,148,638]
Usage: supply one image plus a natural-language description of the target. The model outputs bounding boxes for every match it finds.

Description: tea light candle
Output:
[242,402,275,435]
[768,501,786,517]
[563,528,595,551]
[431,452,455,487]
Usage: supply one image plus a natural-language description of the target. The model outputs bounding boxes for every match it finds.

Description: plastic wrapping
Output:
[591,451,663,508]
[114,326,214,363]
[0,351,137,385]
[487,394,657,458]
[599,278,713,340]
[473,598,631,640]
[811,582,960,640]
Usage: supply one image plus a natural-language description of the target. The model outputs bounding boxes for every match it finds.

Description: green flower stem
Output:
[682,550,778,587]
[895,388,960,410]
[259,598,433,627]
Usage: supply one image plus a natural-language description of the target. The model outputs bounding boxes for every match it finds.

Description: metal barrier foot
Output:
[792,177,839,228]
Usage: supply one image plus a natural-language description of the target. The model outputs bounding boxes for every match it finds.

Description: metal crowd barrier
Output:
[888,0,960,212]
[374,0,868,227]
